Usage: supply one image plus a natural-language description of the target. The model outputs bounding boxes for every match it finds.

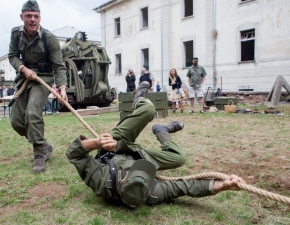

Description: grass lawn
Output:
[0,104,290,225]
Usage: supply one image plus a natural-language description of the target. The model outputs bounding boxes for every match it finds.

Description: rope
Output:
[63,57,84,102]
[11,76,290,206]
[11,76,99,138]
[156,172,290,205]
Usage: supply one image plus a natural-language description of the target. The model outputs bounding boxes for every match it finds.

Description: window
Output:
[115,54,122,75]
[141,7,148,28]
[184,0,193,17]
[115,17,121,36]
[241,29,255,62]
[141,48,149,71]
[184,40,193,67]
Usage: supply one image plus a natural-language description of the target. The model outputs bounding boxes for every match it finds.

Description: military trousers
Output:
[11,81,50,153]
[110,97,185,170]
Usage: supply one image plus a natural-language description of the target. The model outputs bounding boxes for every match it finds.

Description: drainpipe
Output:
[213,0,217,90]
[160,0,163,87]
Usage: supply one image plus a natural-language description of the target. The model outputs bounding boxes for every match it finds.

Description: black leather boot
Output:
[152,121,184,143]
[152,121,184,134]
[132,81,150,109]
[33,155,46,174]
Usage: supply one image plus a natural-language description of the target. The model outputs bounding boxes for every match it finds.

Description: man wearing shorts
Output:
[186,57,207,114]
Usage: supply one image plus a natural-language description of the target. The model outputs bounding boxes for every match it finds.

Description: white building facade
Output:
[95,0,290,93]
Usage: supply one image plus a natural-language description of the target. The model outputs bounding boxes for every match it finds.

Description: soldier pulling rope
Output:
[11,77,290,207]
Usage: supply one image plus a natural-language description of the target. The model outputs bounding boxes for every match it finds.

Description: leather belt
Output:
[25,63,39,69]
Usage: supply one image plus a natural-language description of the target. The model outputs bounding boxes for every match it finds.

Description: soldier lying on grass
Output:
[67,81,245,207]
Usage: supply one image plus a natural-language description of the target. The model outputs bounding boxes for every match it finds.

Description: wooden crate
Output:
[118,92,168,120]
[120,109,168,119]
[118,92,134,103]
[214,97,237,110]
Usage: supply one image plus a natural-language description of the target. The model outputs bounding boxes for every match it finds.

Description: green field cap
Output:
[22,0,40,12]
[120,160,156,207]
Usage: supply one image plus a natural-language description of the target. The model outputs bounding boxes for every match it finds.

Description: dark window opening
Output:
[184,0,193,17]
[142,48,149,71]
[184,40,193,67]
[141,7,148,28]
[241,29,255,61]
[115,18,121,36]
[115,54,122,75]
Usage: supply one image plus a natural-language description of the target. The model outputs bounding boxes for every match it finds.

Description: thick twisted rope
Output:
[156,172,290,205]
[11,76,99,138]
[11,77,290,206]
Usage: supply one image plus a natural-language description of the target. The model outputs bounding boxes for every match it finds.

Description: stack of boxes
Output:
[118,92,168,120]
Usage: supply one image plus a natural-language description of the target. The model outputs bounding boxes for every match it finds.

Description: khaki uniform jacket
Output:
[8,25,67,88]
[67,136,214,206]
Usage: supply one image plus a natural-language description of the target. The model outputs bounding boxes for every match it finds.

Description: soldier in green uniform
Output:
[67,82,245,207]
[8,0,67,174]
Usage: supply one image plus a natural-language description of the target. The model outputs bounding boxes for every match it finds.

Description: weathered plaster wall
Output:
[99,0,290,93]
[0,56,16,81]
[214,0,290,92]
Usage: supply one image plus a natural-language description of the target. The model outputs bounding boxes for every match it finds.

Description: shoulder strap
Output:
[16,28,49,62]
[41,29,49,62]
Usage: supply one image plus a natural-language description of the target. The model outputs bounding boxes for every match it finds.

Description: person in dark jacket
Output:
[169,68,185,113]
[139,67,154,92]
[125,68,136,92]
[7,85,15,96]
[67,81,245,208]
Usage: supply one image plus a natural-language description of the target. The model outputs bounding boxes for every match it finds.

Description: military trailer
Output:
[60,32,116,111]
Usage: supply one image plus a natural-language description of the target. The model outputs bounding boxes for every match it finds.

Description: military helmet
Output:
[120,160,156,207]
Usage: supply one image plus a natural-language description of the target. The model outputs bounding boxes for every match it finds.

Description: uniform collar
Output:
[19,25,42,40]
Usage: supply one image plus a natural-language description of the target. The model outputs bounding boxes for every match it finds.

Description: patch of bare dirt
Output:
[0,149,31,163]
[0,182,67,215]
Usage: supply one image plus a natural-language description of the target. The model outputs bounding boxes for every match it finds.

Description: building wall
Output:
[100,0,164,92]
[215,0,290,92]
[98,0,290,93]
[0,56,15,81]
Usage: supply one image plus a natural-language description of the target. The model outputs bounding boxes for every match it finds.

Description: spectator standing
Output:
[2,85,8,97]
[186,57,207,114]
[139,67,155,92]
[169,69,185,113]
[156,81,161,92]
[45,92,53,114]
[52,84,60,113]
[0,86,3,98]
[125,69,136,92]
[7,85,15,96]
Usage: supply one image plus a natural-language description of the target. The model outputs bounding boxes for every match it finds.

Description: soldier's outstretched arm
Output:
[150,175,246,204]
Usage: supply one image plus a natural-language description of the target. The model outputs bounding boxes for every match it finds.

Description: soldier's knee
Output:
[175,154,186,167]
[146,102,156,118]
[26,109,41,121]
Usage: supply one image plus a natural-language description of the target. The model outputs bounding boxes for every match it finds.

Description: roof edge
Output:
[93,0,114,12]
[93,0,127,13]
